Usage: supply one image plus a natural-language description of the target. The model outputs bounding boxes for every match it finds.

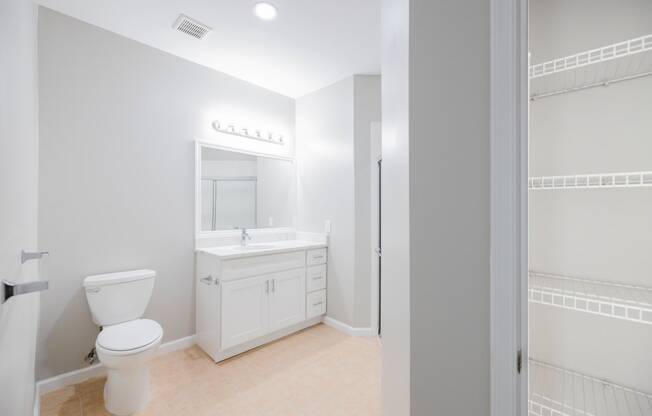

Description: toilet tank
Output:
[83,269,156,326]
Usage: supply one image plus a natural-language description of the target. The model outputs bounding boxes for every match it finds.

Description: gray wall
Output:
[530,0,652,63]
[0,2,40,415]
[380,0,411,413]
[529,0,652,392]
[381,0,491,414]
[409,1,490,414]
[296,75,381,328]
[37,8,294,379]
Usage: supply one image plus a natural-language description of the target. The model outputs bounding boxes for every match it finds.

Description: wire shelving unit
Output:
[529,34,652,100]
[529,272,652,325]
[529,359,652,416]
[529,171,652,190]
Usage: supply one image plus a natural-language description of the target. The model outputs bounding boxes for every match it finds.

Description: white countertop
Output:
[197,239,327,260]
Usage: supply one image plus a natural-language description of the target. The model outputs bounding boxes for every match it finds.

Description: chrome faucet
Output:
[240,228,252,246]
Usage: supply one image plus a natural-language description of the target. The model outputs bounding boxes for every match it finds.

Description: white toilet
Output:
[83,269,163,416]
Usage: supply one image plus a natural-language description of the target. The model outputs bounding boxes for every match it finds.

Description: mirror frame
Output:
[195,140,296,239]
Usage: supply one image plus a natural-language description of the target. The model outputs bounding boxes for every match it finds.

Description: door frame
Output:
[489,0,529,415]
[370,122,382,336]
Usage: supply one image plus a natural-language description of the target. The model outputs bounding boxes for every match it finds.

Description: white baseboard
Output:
[36,334,197,396]
[157,334,197,355]
[37,363,106,396]
[322,316,376,337]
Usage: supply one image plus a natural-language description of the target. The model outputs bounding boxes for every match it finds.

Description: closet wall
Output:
[529,0,652,407]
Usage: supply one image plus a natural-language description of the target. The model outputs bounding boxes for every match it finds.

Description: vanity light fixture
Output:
[253,2,278,21]
[212,120,284,145]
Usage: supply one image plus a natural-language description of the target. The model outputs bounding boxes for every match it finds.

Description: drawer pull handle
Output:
[312,255,324,259]
[312,276,324,280]
[312,301,324,306]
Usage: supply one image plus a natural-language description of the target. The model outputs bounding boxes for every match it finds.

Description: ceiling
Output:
[36,0,381,98]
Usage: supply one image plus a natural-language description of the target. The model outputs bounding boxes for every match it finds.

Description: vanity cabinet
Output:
[196,242,327,362]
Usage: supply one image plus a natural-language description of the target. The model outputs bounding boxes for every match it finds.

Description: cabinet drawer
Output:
[306,265,327,292]
[306,289,326,319]
[306,248,327,266]
[222,251,305,280]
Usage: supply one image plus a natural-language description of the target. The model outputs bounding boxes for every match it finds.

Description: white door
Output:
[269,268,306,331]
[0,2,45,415]
[221,275,269,349]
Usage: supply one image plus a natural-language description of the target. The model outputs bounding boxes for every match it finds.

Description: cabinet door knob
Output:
[200,275,216,286]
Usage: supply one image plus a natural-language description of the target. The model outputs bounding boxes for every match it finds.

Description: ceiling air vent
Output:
[172,14,212,40]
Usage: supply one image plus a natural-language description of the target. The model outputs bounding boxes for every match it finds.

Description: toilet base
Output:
[104,366,150,416]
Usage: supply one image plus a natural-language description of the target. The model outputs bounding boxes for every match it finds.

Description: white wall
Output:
[296,77,356,325]
[295,75,380,329]
[353,75,381,328]
[37,8,295,380]
[381,0,491,414]
[529,0,652,392]
[0,2,40,414]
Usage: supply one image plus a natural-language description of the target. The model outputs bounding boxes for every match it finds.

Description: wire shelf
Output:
[529,272,652,325]
[529,34,652,100]
[529,171,652,190]
[529,359,652,416]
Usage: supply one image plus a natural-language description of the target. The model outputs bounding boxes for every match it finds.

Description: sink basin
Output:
[198,240,326,259]
[232,244,276,251]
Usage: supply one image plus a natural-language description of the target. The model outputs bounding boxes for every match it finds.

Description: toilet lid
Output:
[97,319,163,351]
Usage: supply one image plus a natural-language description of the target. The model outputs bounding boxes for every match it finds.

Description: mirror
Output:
[199,146,295,232]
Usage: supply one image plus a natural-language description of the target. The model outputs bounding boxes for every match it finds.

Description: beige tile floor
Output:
[40,324,381,416]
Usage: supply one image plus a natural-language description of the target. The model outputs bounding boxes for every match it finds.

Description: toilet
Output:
[83,269,163,416]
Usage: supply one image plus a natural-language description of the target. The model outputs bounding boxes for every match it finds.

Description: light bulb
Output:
[253,2,278,21]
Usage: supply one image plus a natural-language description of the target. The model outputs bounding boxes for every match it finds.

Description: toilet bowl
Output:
[96,319,163,415]
[83,269,162,415]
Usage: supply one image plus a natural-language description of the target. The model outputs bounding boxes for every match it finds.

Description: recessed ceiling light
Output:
[253,2,278,21]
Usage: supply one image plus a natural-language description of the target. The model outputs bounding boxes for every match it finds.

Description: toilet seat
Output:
[97,319,162,355]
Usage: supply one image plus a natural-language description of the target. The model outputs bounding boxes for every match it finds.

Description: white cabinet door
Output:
[195,253,221,360]
[221,275,270,349]
[269,268,306,331]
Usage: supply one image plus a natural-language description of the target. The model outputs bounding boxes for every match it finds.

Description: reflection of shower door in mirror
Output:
[201,179,216,231]
[215,179,257,230]
[201,178,257,231]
